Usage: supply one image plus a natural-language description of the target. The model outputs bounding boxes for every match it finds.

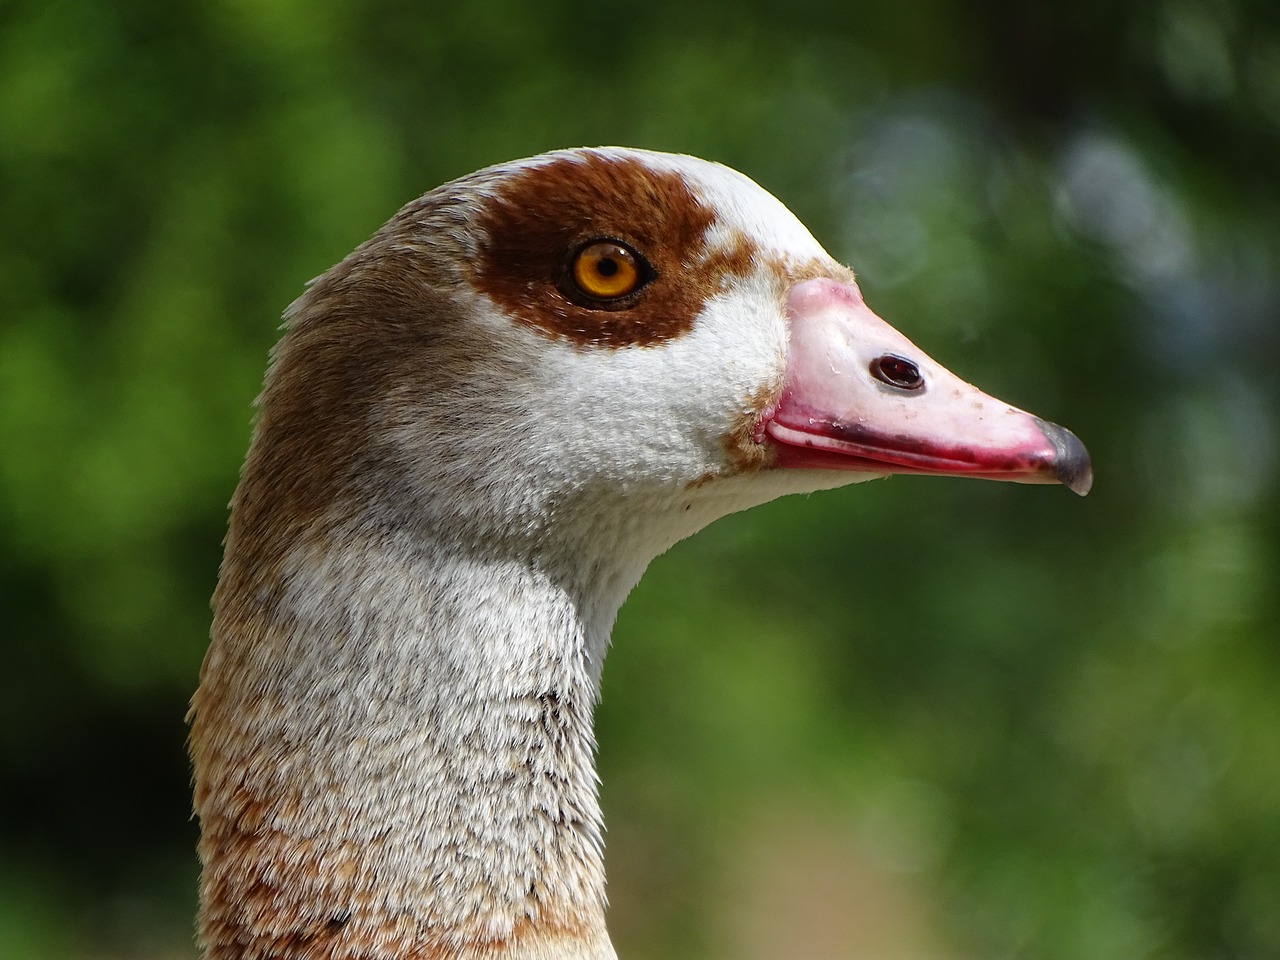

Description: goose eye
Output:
[870,354,925,391]
[571,241,645,300]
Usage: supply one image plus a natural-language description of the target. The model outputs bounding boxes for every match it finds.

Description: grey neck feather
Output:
[267,518,620,948]
[197,484,692,958]
[196,389,798,959]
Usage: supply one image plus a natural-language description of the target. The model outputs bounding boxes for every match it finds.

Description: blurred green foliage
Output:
[2,0,1278,957]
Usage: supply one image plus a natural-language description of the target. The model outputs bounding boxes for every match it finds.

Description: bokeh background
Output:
[2,1,1278,957]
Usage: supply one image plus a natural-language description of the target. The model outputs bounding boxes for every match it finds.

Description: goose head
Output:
[249,147,1087,612]
[192,146,1090,960]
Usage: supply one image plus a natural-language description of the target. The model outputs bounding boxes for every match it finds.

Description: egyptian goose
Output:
[189,147,1091,960]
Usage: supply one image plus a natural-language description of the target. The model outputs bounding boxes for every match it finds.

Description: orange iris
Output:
[571,241,642,300]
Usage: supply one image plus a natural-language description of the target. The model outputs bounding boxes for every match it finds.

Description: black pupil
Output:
[597,256,619,277]
[872,355,923,390]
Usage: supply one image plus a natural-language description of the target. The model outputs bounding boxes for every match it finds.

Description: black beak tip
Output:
[1035,418,1094,497]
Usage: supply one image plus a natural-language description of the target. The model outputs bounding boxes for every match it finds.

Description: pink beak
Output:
[763,278,1092,496]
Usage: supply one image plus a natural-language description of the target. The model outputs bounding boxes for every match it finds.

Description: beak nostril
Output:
[870,354,925,392]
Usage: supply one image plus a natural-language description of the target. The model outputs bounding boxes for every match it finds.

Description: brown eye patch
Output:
[471,152,756,348]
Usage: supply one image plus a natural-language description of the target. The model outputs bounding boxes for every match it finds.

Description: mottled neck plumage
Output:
[191,517,618,959]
